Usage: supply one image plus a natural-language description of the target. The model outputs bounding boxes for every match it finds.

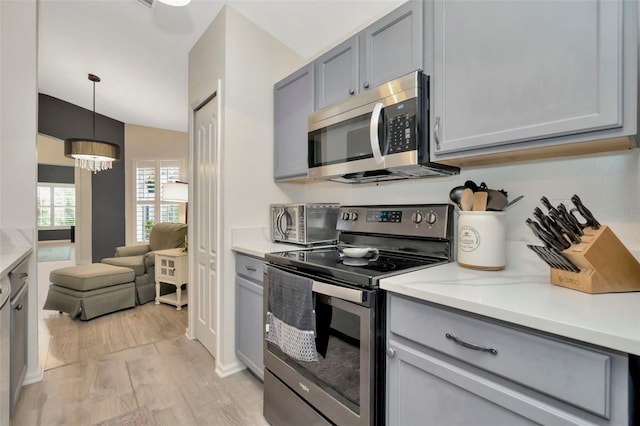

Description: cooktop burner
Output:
[266,246,447,288]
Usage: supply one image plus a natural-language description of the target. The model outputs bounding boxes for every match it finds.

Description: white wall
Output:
[189,4,305,375]
[0,0,42,384]
[278,149,640,252]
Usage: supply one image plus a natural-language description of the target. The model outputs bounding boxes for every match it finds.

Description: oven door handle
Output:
[312,280,363,304]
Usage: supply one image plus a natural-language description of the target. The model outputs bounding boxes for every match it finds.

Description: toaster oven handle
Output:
[277,209,290,239]
[274,208,286,239]
[369,102,385,165]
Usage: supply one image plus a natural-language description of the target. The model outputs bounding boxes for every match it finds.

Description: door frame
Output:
[187,80,223,349]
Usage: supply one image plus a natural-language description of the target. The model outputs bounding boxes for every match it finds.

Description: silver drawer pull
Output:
[245,266,257,272]
[15,304,23,311]
[19,273,28,279]
[445,333,498,355]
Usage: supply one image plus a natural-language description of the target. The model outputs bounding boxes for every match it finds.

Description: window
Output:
[37,183,75,229]
[135,160,184,242]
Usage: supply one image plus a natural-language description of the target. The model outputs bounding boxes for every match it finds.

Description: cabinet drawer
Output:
[235,254,265,283]
[389,294,612,417]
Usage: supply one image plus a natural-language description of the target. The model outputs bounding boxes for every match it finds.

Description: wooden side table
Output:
[154,248,188,310]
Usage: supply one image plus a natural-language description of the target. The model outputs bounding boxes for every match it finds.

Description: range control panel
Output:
[337,204,452,239]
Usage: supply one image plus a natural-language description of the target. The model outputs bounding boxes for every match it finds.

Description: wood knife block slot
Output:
[549,225,640,294]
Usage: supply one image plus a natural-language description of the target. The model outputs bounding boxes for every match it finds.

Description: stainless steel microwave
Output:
[270,203,340,246]
[308,71,459,183]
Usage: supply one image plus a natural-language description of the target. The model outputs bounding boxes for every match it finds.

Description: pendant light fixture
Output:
[64,74,120,173]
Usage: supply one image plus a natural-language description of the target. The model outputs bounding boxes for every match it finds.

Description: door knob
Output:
[386,347,396,358]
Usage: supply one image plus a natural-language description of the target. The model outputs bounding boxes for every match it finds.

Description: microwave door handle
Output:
[369,102,385,165]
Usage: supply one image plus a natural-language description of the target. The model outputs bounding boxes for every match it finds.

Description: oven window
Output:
[267,296,363,414]
[309,112,384,168]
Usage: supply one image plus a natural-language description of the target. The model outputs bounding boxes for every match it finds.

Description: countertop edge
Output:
[381,278,640,356]
[1,247,33,278]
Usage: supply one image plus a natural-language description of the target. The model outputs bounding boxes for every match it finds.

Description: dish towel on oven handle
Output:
[266,266,319,363]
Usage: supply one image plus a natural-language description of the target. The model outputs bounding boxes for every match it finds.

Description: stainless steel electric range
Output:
[263,204,455,426]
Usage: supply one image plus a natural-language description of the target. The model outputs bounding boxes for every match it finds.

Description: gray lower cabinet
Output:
[235,254,265,380]
[429,0,637,161]
[386,293,631,425]
[314,1,423,110]
[274,64,314,181]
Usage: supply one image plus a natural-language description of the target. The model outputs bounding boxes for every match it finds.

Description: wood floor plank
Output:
[13,301,268,426]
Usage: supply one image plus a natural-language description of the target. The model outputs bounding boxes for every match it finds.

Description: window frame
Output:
[37,182,76,230]
[133,159,185,243]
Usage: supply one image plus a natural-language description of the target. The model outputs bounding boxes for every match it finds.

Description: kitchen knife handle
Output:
[445,333,498,355]
[571,195,601,229]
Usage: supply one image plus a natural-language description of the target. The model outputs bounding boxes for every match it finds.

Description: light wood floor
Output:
[12,246,268,426]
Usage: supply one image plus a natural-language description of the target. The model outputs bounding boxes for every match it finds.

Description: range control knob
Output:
[425,211,437,225]
[349,211,359,221]
[411,211,423,224]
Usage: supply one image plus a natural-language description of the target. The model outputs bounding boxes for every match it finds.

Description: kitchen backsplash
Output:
[280,149,640,251]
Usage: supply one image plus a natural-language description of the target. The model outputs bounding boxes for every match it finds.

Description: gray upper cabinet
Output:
[315,1,423,111]
[430,0,632,157]
[314,37,359,111]
[361,0,423,90]
[274,64,314,181]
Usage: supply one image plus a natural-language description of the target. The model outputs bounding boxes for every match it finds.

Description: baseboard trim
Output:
[23,368,44,385]
[215,360,246,378]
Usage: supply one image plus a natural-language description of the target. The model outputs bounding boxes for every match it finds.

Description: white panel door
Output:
[192,89,220,357]
[432,0,623,155]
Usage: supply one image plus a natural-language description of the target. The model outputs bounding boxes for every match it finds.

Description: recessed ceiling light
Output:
[158,0,191,6]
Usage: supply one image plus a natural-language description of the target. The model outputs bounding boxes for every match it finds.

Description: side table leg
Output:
[155,281,160,304]
[176,285,182,310]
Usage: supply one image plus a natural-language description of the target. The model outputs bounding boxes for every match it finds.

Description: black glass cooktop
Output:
[266,246,447,288]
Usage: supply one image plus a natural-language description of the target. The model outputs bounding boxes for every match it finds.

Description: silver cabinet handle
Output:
[245,266,257,272]
[363,81,370,89]
[15,304,23,311]
[434,116,441,150]
[349,88,355,95]
[386,347,396,358]
[445,333,498,355]
[19,273,28,279]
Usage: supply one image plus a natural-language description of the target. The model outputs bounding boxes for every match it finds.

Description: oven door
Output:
[263,265,377,426]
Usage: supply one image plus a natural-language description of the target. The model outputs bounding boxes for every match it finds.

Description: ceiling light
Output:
[64,74,121,173]
[157,0,191,6]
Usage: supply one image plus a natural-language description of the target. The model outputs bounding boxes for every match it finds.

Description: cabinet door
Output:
[315,37,359,110]
[432,0,623,155]
[236,276,264,380]
[387,341,594,426]
[361,1,423,90]
[274,64,314,181]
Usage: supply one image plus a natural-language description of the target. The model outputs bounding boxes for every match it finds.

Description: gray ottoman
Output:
[44,263,136,320]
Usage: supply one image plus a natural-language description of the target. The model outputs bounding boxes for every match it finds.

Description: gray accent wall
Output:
[38,93,125,262]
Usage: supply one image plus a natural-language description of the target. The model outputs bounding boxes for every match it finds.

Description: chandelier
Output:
[64,74,120,173]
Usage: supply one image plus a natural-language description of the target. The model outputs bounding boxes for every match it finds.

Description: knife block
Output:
[549,225,640,293]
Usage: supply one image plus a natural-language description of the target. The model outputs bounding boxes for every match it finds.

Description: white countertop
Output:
[231,227,308,258]
[380,243,640,355]
[0,229,33,277]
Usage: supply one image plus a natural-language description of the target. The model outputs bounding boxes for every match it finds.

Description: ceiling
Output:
[38,0,403,133]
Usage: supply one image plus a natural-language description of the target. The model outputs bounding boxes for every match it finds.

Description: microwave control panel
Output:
[385,99,418,155]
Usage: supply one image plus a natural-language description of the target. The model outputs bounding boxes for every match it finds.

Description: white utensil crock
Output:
[457,211,506,270]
